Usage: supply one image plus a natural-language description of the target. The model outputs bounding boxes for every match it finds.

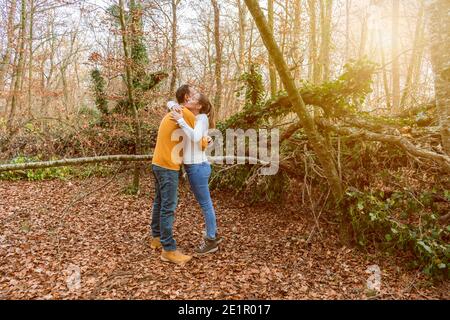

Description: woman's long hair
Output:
[197,93,216,128]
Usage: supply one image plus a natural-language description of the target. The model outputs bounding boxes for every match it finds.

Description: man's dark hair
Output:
[175,84,191,104]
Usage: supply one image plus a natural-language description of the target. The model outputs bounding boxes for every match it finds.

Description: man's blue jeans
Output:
[151,164,179,251]
[184,162,217,240]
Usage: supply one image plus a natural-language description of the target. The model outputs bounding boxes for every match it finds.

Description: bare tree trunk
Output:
[379,31,391,110]
[0,0,17,91]
[244,0,343,202]
[411,22,425,100]
[247,18,254,67]
[27,0,34,117]
[392,0,400,112]
[428,0,450,155]
[345,0,351,61]
[0,155,277,173]
[211,0,222,114]
[0,155,151,173]
[168,0,179,97]
[279,0,290,92]
[401,0,424,108]
[118,0,142,193]
[359,7,368,59]
[60,65,70,117]
[237,0,246,76]
[280,0,288,57]
[268,0,277,96]
[307,0,319,84]
[7,0,27,132]
[319,0,333,82]
[292,0,302,84]
[205,16,213,86]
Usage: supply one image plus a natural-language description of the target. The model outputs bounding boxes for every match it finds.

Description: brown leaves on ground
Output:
[0,174,448,300]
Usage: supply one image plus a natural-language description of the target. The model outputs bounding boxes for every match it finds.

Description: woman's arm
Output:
[167,101,182,112]
[176,115,207,143]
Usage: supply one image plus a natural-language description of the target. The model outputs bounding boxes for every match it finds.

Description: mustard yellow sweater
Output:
[152,107,196,170]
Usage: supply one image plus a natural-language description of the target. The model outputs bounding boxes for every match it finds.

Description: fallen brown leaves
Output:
[0,174,448,300]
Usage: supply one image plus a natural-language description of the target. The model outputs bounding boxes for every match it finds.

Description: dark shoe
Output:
[194,238,219,255]
[202,230,223,244]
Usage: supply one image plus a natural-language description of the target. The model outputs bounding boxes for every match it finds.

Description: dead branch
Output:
[317,119,450,172]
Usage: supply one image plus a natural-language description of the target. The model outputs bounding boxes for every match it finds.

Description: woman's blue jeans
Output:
[184,162,217,240]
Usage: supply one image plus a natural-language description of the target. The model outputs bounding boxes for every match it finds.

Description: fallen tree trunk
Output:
[0,155,278,173]
[0,155,153,173]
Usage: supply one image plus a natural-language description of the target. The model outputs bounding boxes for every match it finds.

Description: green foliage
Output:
[210,165,253,192]
[130,19,149,71]
[90,69,109,116]
[218,63,266,131]
[210,165,287,204]
[220,59,377,130]
[345,189,449,278]
[239,63,265,109]
[0,156,121,181]
[122,183,140,196]
[106,4,126,25]
[0,156,72,181]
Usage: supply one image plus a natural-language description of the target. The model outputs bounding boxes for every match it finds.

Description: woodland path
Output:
[0,175,448,299]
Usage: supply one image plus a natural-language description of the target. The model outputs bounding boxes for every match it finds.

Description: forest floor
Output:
[0,173,448,300]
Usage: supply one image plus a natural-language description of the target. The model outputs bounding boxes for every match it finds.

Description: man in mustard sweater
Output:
[150,85,196,265]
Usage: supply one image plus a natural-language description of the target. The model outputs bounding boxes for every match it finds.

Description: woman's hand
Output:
[171,109,183,121]
[171,104,182,113]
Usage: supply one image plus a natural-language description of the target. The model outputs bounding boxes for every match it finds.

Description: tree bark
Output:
[319,0,333,82]
[359,7,368,59]
[0,0,17,92]
[169,0,178,97]
[7,0,27,132]
[307,0,319,84]
[292,0,302,84]
[428,0,450,155]
[0,155,275,173]
[379,31,391,110]
[237,0,246,76]
[345,0,351,61]
[244,0,343,202]
[267,0,277,96]
[118,0,142,192]
[27,0,34,117]
[211,0,222,114]
[391,0,401,112]
[401,0,424,108]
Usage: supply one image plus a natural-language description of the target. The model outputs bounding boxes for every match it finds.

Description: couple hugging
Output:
[150,84,221,265]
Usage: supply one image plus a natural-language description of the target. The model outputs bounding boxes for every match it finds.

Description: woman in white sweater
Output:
[169,93,221,255]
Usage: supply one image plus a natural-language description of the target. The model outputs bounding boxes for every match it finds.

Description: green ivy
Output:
[345,189,449,278]
[91,69,109,116]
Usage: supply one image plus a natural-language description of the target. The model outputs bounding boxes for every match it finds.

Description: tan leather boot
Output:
[150,237,162,249]
[161,249,192,265]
